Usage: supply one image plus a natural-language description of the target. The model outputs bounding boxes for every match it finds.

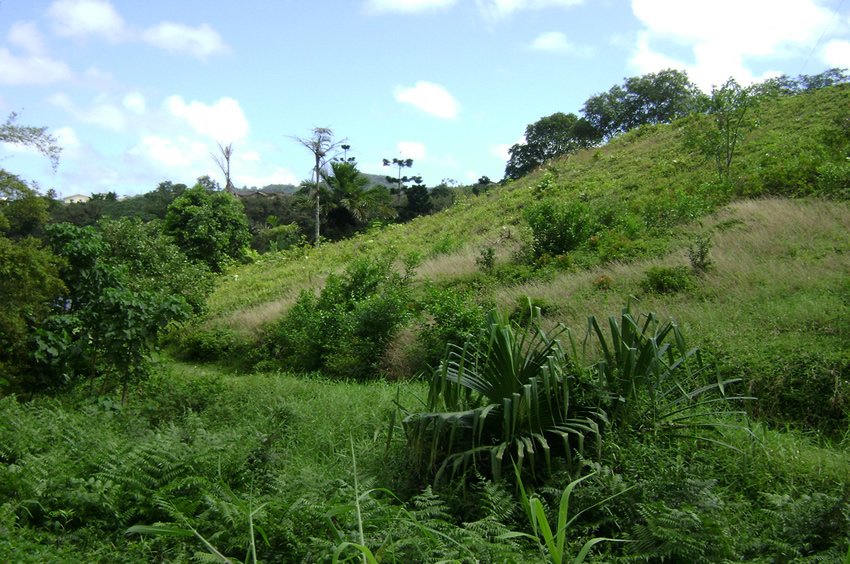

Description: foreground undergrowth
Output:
[2,343,849,561]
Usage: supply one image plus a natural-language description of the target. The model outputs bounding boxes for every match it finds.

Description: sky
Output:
[1,0,849,198]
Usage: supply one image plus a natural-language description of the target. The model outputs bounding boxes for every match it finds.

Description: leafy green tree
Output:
[0,235,65,391]
[164,183,250,272]
[99,217,213,315]
[582,69,701,140]
[0,171,50,239]
[504,112,597,180]
[35,223,191,400]
[400,183,432,221]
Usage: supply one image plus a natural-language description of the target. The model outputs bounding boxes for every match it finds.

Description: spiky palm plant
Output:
[585,303,750,442]
[404,308,601,482]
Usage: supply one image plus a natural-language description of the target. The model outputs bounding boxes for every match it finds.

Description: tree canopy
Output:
[504,112,597,180]
[164,183,250,272]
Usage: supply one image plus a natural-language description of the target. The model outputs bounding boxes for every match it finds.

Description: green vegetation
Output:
[1,75,849,561]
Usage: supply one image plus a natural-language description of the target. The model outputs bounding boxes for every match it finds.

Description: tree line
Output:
[504,67,849,179]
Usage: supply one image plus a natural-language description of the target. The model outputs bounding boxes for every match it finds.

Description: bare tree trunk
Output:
[314,153,321,244]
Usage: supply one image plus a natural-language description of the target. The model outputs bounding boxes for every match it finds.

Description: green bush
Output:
[525,199,593,258]
[816,160,850,199]
[641,265,695,294]
[415,286,486,370]
[746,353,849,433]
[265,252,413,380]
[688,234,714,273]
[175,327,253,364]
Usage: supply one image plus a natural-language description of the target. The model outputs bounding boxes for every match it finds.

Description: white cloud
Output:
[476,0,584,19]
[130,135,208,168]
[54,126,81,150]
[630,0,836,89]
[529,31,590,55]
[823,39,850,68]
[165,95,249,141]
[491,143,512,161]
[48,93,128,131]
[142,22,228,60]
[0,48,73,85]
[122,92,146,114]
[393,81,460,119]
[8,22,47,54]
[47,0,125,41]
[396,141,427,160]
[366,0,456,13]
[239,150,262,162]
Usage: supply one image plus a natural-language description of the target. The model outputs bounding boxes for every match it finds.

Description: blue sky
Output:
[2,0,849,197]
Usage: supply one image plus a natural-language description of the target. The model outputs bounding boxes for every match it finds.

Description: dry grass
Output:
[493,198,850,344]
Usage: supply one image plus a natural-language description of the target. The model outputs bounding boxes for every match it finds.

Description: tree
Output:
[36,223,191,401]
[685,78,755,182]
[382,157,421,191]
[0,235,65,391]
[324,160,395,237]
[211,142,236,193]
[582,69,701,140]
[164,183,250,272]
[294,127,345,244]
[0,171,50,238]
[0,112,62,171]
[401,183,432,221]
[504,112,596,179]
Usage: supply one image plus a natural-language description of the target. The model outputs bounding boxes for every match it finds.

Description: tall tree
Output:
[294,127,345,244]
[582,69,701,140]
[211,142,236,193]
[382,157,421,191]
[504,112,596,180]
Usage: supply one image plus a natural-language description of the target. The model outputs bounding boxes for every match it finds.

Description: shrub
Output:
[475,246,496,274]
[688,234,713,273]
[176,327,253,363]
[510,296,555,325]
[641,265,694,294]
[745,353,849,433]
[265,252,413,380]
[525,199,593,258]
[415,286,486,370]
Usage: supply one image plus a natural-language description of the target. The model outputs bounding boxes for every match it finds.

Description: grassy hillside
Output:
[4,84,848,562]
[183,86,849,414]
[200,85,849,330]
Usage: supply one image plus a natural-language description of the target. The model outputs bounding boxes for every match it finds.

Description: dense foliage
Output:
[164,184,251,272]
[1,73,849,561]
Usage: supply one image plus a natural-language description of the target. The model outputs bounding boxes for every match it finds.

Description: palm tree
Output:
[325,161,396,235]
